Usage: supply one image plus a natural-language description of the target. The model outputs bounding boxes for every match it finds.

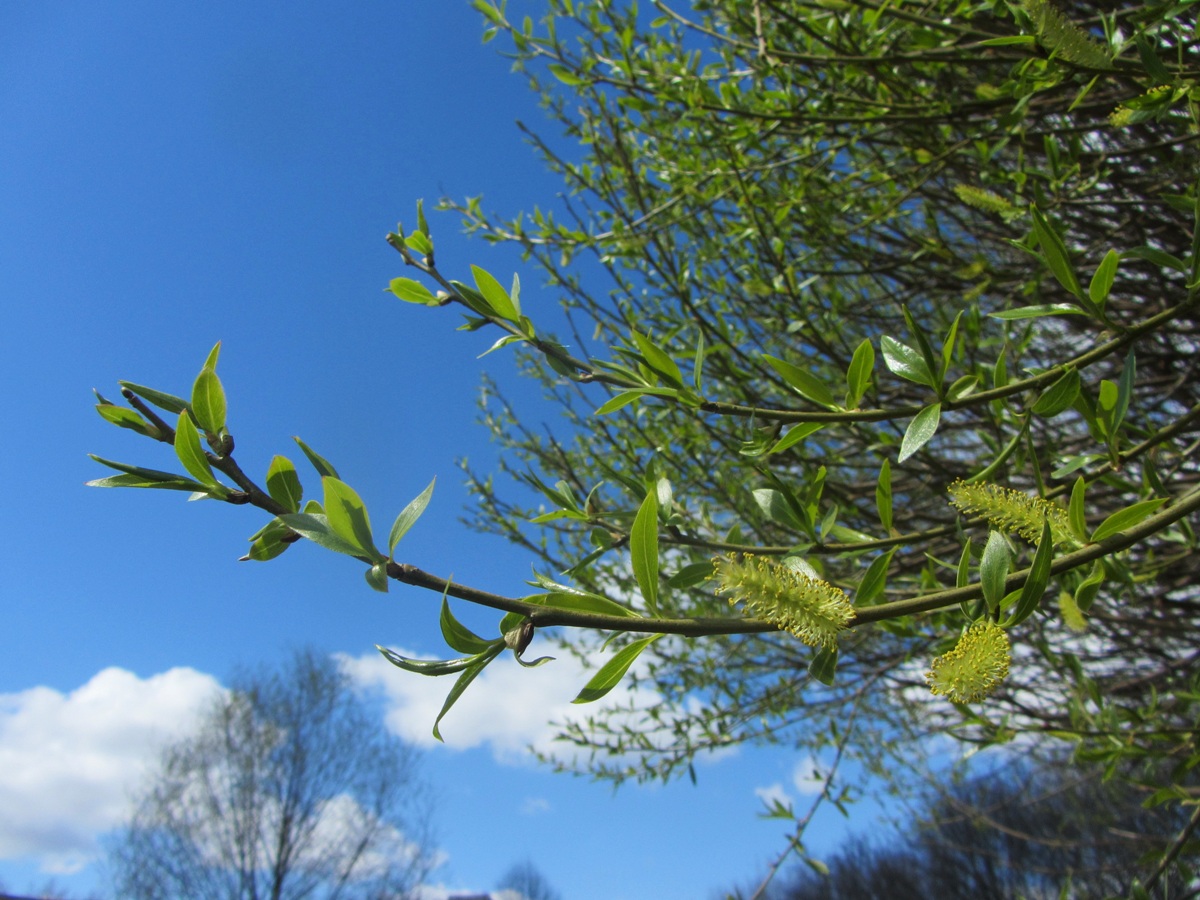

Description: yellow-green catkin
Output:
[953,185,1017,218]
[926,620,1012,704]
[948,480,1074,547]
[713,554,854,651]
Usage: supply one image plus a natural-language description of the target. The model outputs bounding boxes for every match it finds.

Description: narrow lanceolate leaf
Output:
[876,460,893,532]
[988,304,1087,320]
[322,477,381,560]
[1004,519,1054,627]
[1031,208,1083,299]
[769,422,824,455]
[1090,498,1169,543]
[433,647,503,740]
[573,634,662,704]
[1088,249,1119,307]
[980,530,1011,613]
[845,338,874,408]
[376,645,486,677]
[293,436,340,478]
[201,341,221,371]
[764,354,837,408]
[191,368,227,434]
[118,381,189,414]
[855,550,895,607]
[898,403,941,463]
[471,265,519,320]
[389,277,438,305]
[808,647,838,686]
[389,477,435,557]
[440,596,497,655]
[630,489,660,615]
[87,455,207,493]
[1032,368,1080,417]
[881,336,936,388]
[632,331,683,387]
[266,456,303,513]
[173,412,218,486]
[1068,477,1088,544]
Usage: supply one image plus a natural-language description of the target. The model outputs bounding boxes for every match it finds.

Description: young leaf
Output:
[240,517,293,562]
[173,412,218,486]
[266,456,303,513]
[980,530,1011,613]
[118,381,189,414]
[322,477,381,560]
[1088,249,1119,307]
[277,512,367,558]
[876,460,893,532]
[1090,498,1169,543]
[573,634,662,704]
[441,596,498,655]
[769,422,824,455]
[844,338,874,409]
[898,402,941,463]
[855,549,894,606]
[389,477,436,556]
[471,265,519,320]
[632,331,683,387]
[293,436,340,478]
[940,312,963,383]
[988,304,1088,320]
[1004,519,1054,627]
[191,368,227,434]
[808,646,839,686]
[1031,208,1083,299]
[87,455,208,492]
[630,489,660,615]
[1032,368,1080,417]
[96,403,157,437]
[1068,476,1088,544]
[433,647,503,740]
[389,277,438,305]
[764,354,837,408]
[881,336,936,388]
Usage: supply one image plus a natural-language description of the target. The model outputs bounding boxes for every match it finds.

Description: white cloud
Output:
[791,756,828,796]
[754,782,792,812]
[0,667,222,871]
[519,796,551,816]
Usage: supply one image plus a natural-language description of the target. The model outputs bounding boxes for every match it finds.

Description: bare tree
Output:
[496,861,562,900]
[108,648,435,900]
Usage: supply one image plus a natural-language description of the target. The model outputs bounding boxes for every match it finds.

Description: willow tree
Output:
[91,0,1200,891]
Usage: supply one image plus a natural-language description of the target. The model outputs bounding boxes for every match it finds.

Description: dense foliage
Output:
[91,0,1200,892]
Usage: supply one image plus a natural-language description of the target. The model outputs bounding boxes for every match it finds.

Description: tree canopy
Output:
[107,649,434,900]
[91,0,1200,892]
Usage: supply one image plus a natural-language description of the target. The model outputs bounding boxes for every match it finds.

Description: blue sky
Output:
[0,4,879,897]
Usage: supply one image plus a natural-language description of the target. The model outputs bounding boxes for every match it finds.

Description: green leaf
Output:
[118,381,189,414]
[630,489,660,615]
[266,456,303,513]
[95,403,157,437]
[898,402,941,463]
[881,336,936,388]
[389,277,438,305]
[86,472,210,492]
[957,539,973,589]
[1114,349,1135,432]
[764,355,837,408]
[1125,246,1187,273]
[293,436,340,478]
[173,412,218,487]
[527,573,642,617]
[1004,519,1054,627]
[365,562,389,593]
[191,368,227,434]
[277,512,368,559]
[405,231,433,256]
[434,648,502,740]
[1031,207,1083,299]
[940,312,962,383]
[1032,368,1080,417]
[666,562,714,590]
[548,63,585,86]
[471,265,519,320]
[201,341,221,371]
[87,455,208,493]
[1074,562,1105,612]
[1088,249,1119,307]
[980,530,1011,614]
[322,476,381,560]
[376,645,486,676]
[415,198,430,236]
[573,634,662,704]
[768,422,824,455]
[855,550,894,606]
[1090,498,1169,543]
[808,647,838,686]
[845,338,874,408]
[1068,477,1088,544]
[632,331,683,387]
[988,304,1087,320]
[902,306,941,390]
[389,477,436,556]
[240,518,293,562]
[876,460,893,532]
[441,595,497,655]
